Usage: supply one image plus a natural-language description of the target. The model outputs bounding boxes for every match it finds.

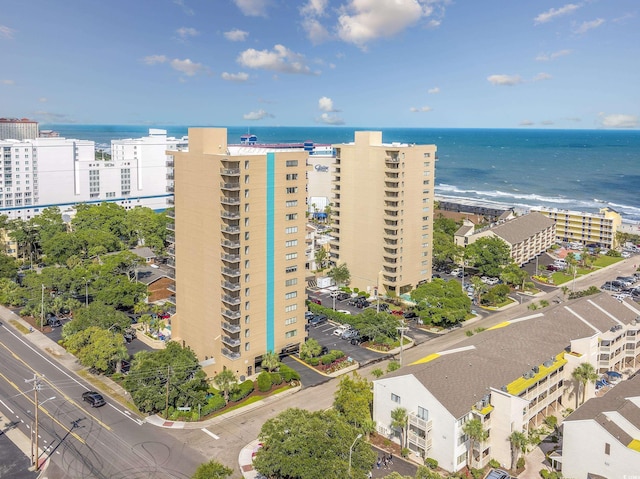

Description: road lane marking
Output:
[108,403,143,425]
[0,399,14,414]
[201,428,219,439]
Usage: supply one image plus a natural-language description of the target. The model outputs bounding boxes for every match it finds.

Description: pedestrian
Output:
[388,453,393,464]
[376,457,380,469]
[368,471,373,479]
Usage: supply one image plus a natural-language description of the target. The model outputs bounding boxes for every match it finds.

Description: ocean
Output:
[45,125,640,222]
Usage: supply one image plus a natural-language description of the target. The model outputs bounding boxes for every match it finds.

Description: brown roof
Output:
[491,212,555,245]
[386,293,639,418]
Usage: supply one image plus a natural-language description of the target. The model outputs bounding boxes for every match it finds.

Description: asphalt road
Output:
[0,321,206,479]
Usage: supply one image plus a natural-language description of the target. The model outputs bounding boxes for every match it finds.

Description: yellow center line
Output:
[0,341,112,431]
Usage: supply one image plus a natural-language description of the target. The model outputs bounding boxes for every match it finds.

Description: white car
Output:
[621,252,632,258]
[333,324,352,336]
[450,268,461,276]
[613,293,631,301]
[486,277,500,285]
[336,310,351,315]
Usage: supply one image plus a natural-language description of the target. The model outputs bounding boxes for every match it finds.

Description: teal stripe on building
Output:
[266,152,275,352]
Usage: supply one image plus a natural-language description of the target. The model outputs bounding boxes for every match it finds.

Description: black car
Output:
[403,310,418,319]
[336,292,351,301]
[82,391,106,407]
[47,317,62,327]
[308,314,328,327]
[601,282,620,292]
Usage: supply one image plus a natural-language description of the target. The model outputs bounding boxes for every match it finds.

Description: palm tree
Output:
[462,418,488,470]
[508,431,527,471]
[315,247,328,270]
[300,338,322,360]
[214,369,237,403]
[390,407,408,450]
[361,418,376,441]
[327,263,351,286]
[112,343,129,374]
[572,362,598,407]
[261,350,279,372]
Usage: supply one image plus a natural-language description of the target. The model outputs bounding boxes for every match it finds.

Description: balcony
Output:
[221,225,240,234]
[166,295,176,304]
[222,348,241,360]
[222,267,241,277]
[221,253,241,263]
[166,209,175,218]
[220,196,240,205]
[167,197,174,206]
[221,239,241,248]
[166,159,174,167]
[166,235,175,243]
[167,223,175,231]
[383,256,397,264]
[166,185,174,193]
[222,281,240,291]
[385,155,400,164]
[222,294,241,306]
[222,322,241,334]
[167,247,175,256]
[166,172,174,180]
[222,309,241,320]
[220,168,240,176]
[167,283,176,293]
[166,258,175,267]
[383,266,397,273]
[166,270,175,279]
[220,210,241,220]
[222,336,241,347]
[220,182,240,191]
[383,274,397,282]
[385,181,399,189]
[384,228,398,236]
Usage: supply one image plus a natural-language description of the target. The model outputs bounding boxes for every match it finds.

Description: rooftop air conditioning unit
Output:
[543,359,553,367]
[533,366,540,373]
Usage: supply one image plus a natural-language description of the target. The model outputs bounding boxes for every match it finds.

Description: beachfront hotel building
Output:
[167,128,307,377]
[372,293,640,473]
[531,206,622,249]
[0,129,180,221]
[0,118,39,140]
[329,131,437,295]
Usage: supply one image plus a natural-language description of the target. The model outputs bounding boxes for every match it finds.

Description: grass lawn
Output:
[551,256,624,285]
[593,256,624,268]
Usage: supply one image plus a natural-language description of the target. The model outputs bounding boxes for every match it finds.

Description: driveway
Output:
[279,355,329,388]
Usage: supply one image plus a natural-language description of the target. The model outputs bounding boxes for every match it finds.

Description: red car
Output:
[391,310,405,316]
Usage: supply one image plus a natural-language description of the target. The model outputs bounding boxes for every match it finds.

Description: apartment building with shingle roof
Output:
[373,293,640,472]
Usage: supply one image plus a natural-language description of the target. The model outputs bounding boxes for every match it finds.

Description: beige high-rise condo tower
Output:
[330,131,437,296]
[167,128,307,377]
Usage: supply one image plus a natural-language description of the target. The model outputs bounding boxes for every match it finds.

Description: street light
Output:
[348,433,363,477]
[396,322,409,366]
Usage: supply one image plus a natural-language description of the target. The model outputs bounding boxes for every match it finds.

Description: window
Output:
[285,291,297,300]
[417,406,429,420]
[286,160,298,167]
[285,304,297,312]
[605,443,610,455]
[285,265,298,273]
[285,253,298,260]
[457,453,466,465]
[391,393,401,404]
[286,213,298,221]
[245,342,250,351]
[244,329,250,338]
[423,180,430,185]
[286,187,298,194]
[286,200,298,207]
[285,278,298,286]
[423,153,431,158]
[245,315,250,324]
[285,316,297,325]
[286,173,298,180]
[457,434,467,446]
[285,240,298,247]
[422,216,429,222]
[285,226,298,234]
[285,330,298,338]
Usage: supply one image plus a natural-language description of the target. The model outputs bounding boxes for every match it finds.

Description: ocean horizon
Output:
[45,124,640,223]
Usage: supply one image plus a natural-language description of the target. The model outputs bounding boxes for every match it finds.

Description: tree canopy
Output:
[464,236,511,277]
[333,372,373,430]
[432,217,463,268]
[410,278,471,326]
[253,408,376,479]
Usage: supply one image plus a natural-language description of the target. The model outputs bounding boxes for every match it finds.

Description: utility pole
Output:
[164,366,171,419]
[396,323,409,366]
[25,374,42,470]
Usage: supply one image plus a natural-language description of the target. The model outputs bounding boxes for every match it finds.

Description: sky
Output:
[1,0,639,129]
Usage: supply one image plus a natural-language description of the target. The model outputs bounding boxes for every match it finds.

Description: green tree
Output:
[470,276,488,304]
[64,326,126,373]
[315,247,328,270]
[253,408,376,479]
[390,407,408,450]
[410,278,471,326]
[462,418,488,470]
[333,372,372,429]
[214,369,238,403]
[464,236,511,277]
[500,262,527,288]
[415,466,443,479]
[191,460,233,479]
[0,253,18,279]
[432,217,463,269]
[508,430,528,470]
[327,263,351,286]
[62,302,131,340]
[572,362,598,407]
[261,350,279,372]
[300,338,322,360]
[123,206,169,252]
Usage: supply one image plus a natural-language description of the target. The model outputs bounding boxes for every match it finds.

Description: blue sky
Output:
[2,0,639,128]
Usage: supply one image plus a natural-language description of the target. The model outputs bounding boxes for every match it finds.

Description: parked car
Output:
[403,310,418,319]
[450,268,461,276]
[308,297,322,305]
[601,282,621,292]
[391,310,404,316]
[341,329,359,340]
[546,265,560,272]
[305,311,314,320]
[308,315,328,327]
[336,292,351,301]
[333,324,352,336]
[47,317,62,327]
[82,391,106,408]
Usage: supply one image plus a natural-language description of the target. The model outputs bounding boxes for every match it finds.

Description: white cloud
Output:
[302,18,331,44]
[176,27,199,39]
[170,58,205,76]
[2,79,14,85]
[173,0,194,15]
[224,29,249,42]
[427,87,440,94]
[487,74,523,86]
[519,120,535,126]
[301,0,328,17]
[532,72,552,82]
[574,18,605,34]
[534,4,581,24]
[0,25,15,39]
[535,49,572,61]
[234,0,270,17]
[541,120,554,125]
[143,55,168,65]
[39,97,47,102]
[243,109,273,120]
[598,113,638,129]
[238,45,313,74]
[336,0,434,48]
[318,96,340,112]
[409,106,432,112]
[317,113,345,125]
[221,72,249,82]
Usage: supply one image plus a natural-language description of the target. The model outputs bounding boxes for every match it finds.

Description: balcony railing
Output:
[221,253,241,263]
[222,294,241,306]
[167,283,176,293]
[222,348,241,360]
[167,247,175,256]
[166,159,174,167]
[166,210,175,218]
[221,239,241,248]
[222,322,241,334]
[167,197,174,206]
[220,210,241,220]
[220,182,240,190]
[221,225,240,234]
[166,295,176,304]
[166,185,174,193]
[222,267,241,277]
[220,168,241,176]
[222,309,241,320]
[220,196,241,205]
[166,258,175,267]
[166,235,175,243]
[222,281,241,291]
[167,223,175,231]
[222,336,241,347]
[166,173,174,180]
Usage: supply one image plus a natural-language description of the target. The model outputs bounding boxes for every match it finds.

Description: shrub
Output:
[387,361,401,372]
[489,459,500,468]
[425,457,438,469]
[321,354,334,365]
[201,394,226,416]
[471,468,484,479]
[279,364,300,382]
[371,368,384,378]
[466,330,474,337]
[308,357,320,366]
[401,447,410,458]
[257,371,272,392]
[229,379,254,402]
[270,372,283,385]
[516,457,525,470]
